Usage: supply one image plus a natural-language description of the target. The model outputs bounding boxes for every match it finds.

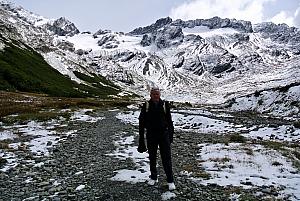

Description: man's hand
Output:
[137,138,147,153]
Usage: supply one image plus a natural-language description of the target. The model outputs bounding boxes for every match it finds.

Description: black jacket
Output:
[139,99,174,142]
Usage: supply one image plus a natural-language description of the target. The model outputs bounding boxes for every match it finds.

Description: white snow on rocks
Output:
[113,107,300,200]
[0,109,103,172]
[197,143,300,200]
[108,133,150,184]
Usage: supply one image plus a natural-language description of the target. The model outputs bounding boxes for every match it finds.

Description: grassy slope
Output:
[0,38,120,98]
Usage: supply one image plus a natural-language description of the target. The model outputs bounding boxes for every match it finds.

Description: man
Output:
[138,87,175,191]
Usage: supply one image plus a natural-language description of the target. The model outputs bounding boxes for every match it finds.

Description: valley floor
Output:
[0,101,300,200]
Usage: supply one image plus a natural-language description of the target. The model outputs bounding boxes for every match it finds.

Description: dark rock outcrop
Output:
[129,17,172,35]
[173,17,253,33]
[140,34,153,47]
[97,34,119,49]
[44,17,79,36]
[93,29,112,38]
[254,22,300,45]
[155,25,184,48]
[56,40,75,52]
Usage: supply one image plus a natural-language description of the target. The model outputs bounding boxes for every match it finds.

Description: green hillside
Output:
[0,38,120,98]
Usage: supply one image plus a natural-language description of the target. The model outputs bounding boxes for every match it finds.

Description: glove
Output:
[137,138,147,153]
[166,129,174,144]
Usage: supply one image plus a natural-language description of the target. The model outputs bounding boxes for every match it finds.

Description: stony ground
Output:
[0,109,295,201]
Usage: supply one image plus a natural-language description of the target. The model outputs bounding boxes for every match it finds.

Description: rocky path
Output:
[0,109,266,201]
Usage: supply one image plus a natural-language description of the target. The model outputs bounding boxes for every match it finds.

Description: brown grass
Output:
[0,141,10,149]
[0,91,135,120]
[182,164,211,179]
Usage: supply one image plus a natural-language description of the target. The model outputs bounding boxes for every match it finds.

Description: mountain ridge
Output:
[0,1,299,117]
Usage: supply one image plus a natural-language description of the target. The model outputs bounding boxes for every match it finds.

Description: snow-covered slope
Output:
[0,2,299,116]
[0,2,100,83]
[227,83,300,118]
[62,18,300,107]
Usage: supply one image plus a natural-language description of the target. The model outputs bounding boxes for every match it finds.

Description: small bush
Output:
[229,133,246,143]
[293,160,300,171]
[254,91,261,97]
[257,99,263,106]
[293,121,300,129]
[272,161,282,166]
[238,194,258,201]
[261,141,284,151]
[0,142,10,149]
[244,147,254,155]
[0,157,8,167]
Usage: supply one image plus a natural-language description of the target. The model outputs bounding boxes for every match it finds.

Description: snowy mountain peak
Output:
[130,16,253,36]
[43,17,80,36]
[172,16,253,33]
[129,16,173,35]
[0,1,79,36]
[0,1,51,27]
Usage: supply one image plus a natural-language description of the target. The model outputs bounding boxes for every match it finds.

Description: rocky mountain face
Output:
[0,2,299,117]
[0,2,98,80]
[43,17,80,36]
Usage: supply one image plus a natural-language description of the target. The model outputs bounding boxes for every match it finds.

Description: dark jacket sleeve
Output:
[165,101,174,142]
[138,103,146,140]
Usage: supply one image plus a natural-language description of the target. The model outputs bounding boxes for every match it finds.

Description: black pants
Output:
[146,132,174,183]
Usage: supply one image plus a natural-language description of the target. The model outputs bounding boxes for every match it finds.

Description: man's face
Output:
[150,90,160,102]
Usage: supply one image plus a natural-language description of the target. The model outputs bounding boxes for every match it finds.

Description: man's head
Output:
[150,87,161,102]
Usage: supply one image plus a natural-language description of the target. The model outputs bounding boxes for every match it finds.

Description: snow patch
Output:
[7,17,17,23]
[0,152,17,172]
[0,41,5,51]
[43,52,83,84]
[183,26,240,38]
[116,111,139,126]
[108,133,150,184]
[198,143,300,200]
[246,125,300,142]
[0,130,17,140]
[70,109,105,123]
[75,184,85,191]
[231,85,300,117]
[0,108,101,172]
[161,191,176,200]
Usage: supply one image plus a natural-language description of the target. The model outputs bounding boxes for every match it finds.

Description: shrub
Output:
[272,161,282,166]
[229,133,246,143]
[293,121,300,129]
[254,91,261,97]
[0,157,8,167]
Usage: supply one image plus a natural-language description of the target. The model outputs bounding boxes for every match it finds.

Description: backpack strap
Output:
[145,101,149,113]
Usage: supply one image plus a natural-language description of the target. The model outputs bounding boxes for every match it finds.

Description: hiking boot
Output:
[168,182,176,191]
[147,179,157,186]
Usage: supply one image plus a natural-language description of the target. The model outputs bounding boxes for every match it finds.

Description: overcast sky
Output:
[7,0,300,32]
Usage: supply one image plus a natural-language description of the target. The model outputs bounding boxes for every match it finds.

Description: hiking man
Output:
[138,87,175,190]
